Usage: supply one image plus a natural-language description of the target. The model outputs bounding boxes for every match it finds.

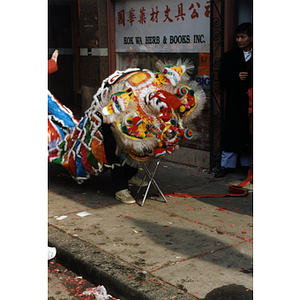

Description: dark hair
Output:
[236,22,253,37]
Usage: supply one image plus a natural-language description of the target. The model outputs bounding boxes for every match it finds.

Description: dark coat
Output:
[219,47,253,154]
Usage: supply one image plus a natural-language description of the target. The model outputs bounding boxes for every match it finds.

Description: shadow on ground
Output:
[201,284,253,300]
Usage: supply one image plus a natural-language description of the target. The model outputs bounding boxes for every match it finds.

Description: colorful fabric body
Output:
[48,91,78,154]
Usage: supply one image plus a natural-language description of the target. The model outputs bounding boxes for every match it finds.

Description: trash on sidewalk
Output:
[48,247,56,260]
[76,211,92,217]
[81,285,120,300]
[56,215,68,220]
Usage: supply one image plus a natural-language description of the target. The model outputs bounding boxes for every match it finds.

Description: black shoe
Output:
[215,167,227,178]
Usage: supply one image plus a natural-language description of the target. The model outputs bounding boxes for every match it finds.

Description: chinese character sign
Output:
[115,0,210,53]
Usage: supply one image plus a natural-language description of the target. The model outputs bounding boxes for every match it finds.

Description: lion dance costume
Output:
[48,59,206,183]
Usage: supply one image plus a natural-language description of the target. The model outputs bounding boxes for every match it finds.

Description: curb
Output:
[48,224,199,300]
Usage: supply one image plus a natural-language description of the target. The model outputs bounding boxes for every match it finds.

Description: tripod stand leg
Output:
[140,160,167,206]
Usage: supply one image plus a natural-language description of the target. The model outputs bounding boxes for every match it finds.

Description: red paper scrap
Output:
[217,207,227,211]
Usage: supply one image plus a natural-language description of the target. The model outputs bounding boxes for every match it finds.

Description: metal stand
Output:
[136,160,168,207]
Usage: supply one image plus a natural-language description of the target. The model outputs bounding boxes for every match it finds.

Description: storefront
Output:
[48,0,252,169]
[113,0,210,77]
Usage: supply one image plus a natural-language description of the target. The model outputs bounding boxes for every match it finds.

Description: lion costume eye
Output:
[144,90,168,115]
[166,130,176,140]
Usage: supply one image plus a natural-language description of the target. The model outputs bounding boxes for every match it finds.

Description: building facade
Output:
[48,0,252,169]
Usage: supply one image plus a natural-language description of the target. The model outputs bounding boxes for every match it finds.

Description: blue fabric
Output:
[74,141,88,178]
[48,92,77,129]
[221,151,251,168]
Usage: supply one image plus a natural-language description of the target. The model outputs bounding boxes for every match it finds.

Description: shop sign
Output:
[196,52,210,89]
[196,75,210,89]
[115,0,210,53]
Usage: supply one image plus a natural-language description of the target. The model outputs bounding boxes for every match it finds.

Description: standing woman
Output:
[215,23,253,178]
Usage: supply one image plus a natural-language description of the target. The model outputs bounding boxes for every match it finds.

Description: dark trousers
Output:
[102,123,138,192]
[111,164,138,192]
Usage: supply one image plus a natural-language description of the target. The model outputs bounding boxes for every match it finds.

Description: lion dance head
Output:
[93,58,206,166]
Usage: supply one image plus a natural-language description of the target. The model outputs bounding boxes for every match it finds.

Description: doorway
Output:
[48,0,80,115]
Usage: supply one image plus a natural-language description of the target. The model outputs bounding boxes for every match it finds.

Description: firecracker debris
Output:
[48,160,253,299]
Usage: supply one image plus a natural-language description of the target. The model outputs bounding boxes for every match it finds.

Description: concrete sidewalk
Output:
[48,159,253,299]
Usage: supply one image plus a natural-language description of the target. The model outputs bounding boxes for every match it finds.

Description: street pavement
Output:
[48,159,253,299]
